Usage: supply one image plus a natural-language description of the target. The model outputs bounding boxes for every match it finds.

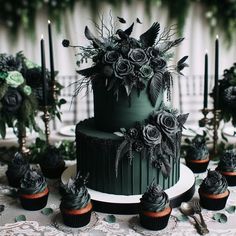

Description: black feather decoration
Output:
[117,16,126,23]
[124,22,134,36]
[148,72,163,106]
[76,66,98,78]
[140,22,160,47]
[136,18,142,24]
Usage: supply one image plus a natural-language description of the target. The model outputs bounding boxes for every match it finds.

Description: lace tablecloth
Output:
[0,162,236,236]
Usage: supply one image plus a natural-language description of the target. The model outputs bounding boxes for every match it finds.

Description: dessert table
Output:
[0,161,236,236]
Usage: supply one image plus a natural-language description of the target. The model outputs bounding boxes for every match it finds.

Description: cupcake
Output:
[60,173,92,228]
[139,180,172,230]
[39,145,65,179]
[198,170,229,210]
[18,169,49,211]
[183,134,209,173]
[216,149,236,186]
[6,152,30,188]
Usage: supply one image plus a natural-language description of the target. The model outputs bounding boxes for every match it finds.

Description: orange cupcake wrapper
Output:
[220,171,236,176]
[20,187,49,199]
[142,207,172,217]
[187,158,209,164]
[62,202,92,215]
[199,189,229,199]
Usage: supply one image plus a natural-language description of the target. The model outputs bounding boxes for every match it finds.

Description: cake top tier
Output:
[63,17,188,106]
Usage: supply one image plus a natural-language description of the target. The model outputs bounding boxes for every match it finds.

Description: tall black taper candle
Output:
[214,35,219,110]
[203,50,208,108]
[48,20,55,84]
[41,35,47,107]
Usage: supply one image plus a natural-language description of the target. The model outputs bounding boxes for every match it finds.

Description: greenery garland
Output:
[1,0,236,44]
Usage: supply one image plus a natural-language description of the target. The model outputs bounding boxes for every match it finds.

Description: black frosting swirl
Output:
[40,145,64,168]
[140,180,169,212]
[6,152,29,179]
[200,170,228,194]
[218,149,236,172]
[19,169,47,195]
[60,173,91,210]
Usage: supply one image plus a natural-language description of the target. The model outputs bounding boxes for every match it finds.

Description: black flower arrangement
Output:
[215,63,236,126]
[115,105,188,177]
[62,16,188,105]
[0,52,65,138]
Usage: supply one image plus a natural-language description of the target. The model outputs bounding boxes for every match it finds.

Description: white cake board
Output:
[61,164,195,214]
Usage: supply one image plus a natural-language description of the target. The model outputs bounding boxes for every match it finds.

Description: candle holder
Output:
[200,108,221,158]
[18,127,30,155]
[51,81,58,102]
[43,106,51,145]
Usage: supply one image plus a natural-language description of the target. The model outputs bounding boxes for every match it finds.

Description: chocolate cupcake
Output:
[39,145,65,179]
[199,170,229,210]
[18,169,49,211]
[139,180,172,230]
[6,152,30,188]
[216,149,236,186]
[60,173,92,228]
[183,134,209,173]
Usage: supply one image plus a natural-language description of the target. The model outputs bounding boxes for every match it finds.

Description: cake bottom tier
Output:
[76,118,180,195]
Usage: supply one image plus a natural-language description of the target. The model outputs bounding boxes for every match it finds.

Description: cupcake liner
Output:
[198,190,230,210]
[20,191,49,211]
[216,170,236,186]
[40,162,66,179]
[61,208,92,228]
[185,159,209,173]
[139,209,171,231]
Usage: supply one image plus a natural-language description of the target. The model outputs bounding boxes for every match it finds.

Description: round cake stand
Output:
[61,164,195,214]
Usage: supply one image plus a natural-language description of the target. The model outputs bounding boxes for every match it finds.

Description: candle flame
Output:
[41,34,44,39]
[48,20,51,24]
[216,35,219,39]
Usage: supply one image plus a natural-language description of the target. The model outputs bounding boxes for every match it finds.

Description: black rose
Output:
[2,88,22,113]
[128,48,148,67]
[114,58,134,79]
[24,68,42,88]
[151,58,167,72]
[155,111,179,135]
[103,65,113,77]
[62,39,70,47]
[143,124,162,146]
[104,51,120,64]
[146,47,159,58]
[223,86,236,107]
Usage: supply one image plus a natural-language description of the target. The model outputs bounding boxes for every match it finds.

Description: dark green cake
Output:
[66,19,188,196]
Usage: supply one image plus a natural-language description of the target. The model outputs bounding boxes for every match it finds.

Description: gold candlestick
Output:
[52,81,58,102]
[43,106,51,145]
[18,127,30,155]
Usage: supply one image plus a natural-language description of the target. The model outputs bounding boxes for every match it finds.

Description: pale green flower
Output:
[23,85,32,96]
[24,58,40,69]
[6,71,24,88]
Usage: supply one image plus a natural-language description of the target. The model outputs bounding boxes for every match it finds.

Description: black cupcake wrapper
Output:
[185,159,209,173]
[40,162,66,179]
[20,192,49,211]
[139,210,171,231]
[216,169,236,186]
[61,209,92,228]
[198,190,229,211]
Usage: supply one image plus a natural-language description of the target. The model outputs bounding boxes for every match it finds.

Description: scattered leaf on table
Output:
[104,214,116,223]
[15,215,26,222]
[225,206,236,214]
[212,213,227,223]
[176,214,189,222]
[0,205,5,213]
[41,208,53,215]
[195,177,203,186]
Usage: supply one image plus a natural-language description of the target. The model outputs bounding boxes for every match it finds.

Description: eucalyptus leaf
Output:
[176,214,188,222]
[104,214,116,223]
[195,177,203,186]
[225,206,236,214]
[41,208,53,215]
[15,215,26,222]
[212,213,227,223]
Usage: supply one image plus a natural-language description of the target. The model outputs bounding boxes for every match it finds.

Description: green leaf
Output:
[41,208,53,215]
[195,177,203,186]
[59,98,67,105]
[225,206,236,214]
[176,214,188,222]
[104,214,116,223]
[15,215,26,222]
[212,213,227,223]
[0,120,6,139]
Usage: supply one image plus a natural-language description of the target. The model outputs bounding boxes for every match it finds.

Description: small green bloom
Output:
[140,65,154,79]
[24,59,40,69]
[0,71,8,80]
[6,71,24,88]
[23,85,32,96]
